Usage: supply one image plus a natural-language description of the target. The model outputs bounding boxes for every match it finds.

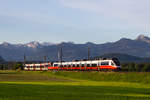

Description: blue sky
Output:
[0,0,150,44]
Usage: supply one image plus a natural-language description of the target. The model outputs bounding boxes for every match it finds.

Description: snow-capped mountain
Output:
[1,34,150,61]
[25,41,41,48]
[136,34,150,43]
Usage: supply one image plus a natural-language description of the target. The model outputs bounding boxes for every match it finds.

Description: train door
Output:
[28,65,30,71]
[33,64,36,71]
[84,64,86,71]
[79,63,82,71]
[40,64,42,71]
[98,62,101,71]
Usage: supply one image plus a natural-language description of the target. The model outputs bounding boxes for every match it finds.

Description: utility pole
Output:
[44,56,47,63]
[24,54,26,65]
[58,47,60,61]
[58,46,63,70]
[44,56,47,69]
[23,53,26,70]
[58,46,63,62]
[60,47,62,63]
[88,46,90,60]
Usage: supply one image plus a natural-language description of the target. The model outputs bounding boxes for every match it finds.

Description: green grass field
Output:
[0,71,150,100]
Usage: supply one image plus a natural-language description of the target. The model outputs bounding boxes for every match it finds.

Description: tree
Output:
[135,63,144,72]
[128,63,136,72]
[142,63,150,72]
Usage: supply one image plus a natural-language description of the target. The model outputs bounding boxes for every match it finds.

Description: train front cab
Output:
[99,59,121,71]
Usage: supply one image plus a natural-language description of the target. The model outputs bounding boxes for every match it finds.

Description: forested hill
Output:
[0,56,5,63]
[98,53,150,63]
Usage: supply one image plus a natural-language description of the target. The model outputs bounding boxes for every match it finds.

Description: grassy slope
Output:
[53,71,150,84]
[0,71,150,100]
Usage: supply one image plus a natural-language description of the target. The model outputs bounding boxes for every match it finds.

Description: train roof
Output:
[53,59,115,65]
[25,62,51,66]
[24,58,119,66]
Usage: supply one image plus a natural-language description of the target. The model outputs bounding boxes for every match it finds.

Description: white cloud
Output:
[59,0,150,31]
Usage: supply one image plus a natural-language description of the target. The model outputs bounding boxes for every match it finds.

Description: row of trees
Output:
[1,62,150,72]
[0,62,23,70]
[121,63,150,72]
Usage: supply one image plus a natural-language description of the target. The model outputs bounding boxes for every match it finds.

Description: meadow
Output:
[0,71,150,100]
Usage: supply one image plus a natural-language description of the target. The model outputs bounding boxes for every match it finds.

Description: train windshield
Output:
[54,64,58,67]
[101,62,109,65]
[113,60,120,66]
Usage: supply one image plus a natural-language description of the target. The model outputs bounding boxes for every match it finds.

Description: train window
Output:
[87,64,90,67]
[73,64,76,67]
[81,64,84,67]
[59,65,63,67]
[76,64,79,67]
[64,65,67,67]
[113,60,120,66]
[92,64,97,67]
[111,62,115,66]
[101,62,109,65]
[40,66,42,68]
[68,65,71,67]
[54,64,58,67]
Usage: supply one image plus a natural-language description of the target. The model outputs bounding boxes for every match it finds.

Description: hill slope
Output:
[98,53,150,63]
[0,56,5,63]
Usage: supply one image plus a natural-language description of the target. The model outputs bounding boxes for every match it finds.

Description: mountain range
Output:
[1,34,150,61]
[0,56,4,63]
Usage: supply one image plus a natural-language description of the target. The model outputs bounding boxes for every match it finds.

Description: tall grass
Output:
[53,71,150,84]
[1,71,150,84]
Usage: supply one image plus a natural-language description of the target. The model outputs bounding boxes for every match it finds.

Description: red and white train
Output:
[24,63,50,71]
[24,58,121,71]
